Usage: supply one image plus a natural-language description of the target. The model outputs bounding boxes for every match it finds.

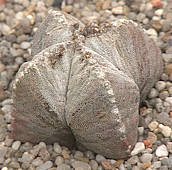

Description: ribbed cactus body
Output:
[11,10,163,159]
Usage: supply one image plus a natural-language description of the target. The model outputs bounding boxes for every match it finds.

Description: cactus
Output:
[11,10,163,159]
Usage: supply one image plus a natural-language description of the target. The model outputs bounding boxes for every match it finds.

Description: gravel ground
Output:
[0,0,172,169]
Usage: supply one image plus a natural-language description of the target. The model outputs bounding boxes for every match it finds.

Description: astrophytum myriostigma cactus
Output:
[11,10,163,159]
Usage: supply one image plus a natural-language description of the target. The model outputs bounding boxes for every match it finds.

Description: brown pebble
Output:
[0,62,5,72]
[76,157,89,163]
[112,160,124,168]
[165,64,172,75]
[167,142,172,153]
[101,160,113,169]
[62,5,73,13]
[112,6,124,15]
[140,162,152,169]
[62,149,70,159]
[102,0,110,10]
[152,21,162,31]
[39,148,50,161]
[170,111,172,118]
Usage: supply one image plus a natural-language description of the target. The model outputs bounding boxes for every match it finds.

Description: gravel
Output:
[0,0,172,169]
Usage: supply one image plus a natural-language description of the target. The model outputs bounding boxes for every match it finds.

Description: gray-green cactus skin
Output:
[11,10,163,159]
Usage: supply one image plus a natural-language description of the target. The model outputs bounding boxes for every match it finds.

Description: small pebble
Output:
[36,161,53,170]
[131,142,145,156]
[148,88,159,98]
[155,145,169,157]
[112,6,124,15]
[158,124,172,137]
[165,64,172,75]
[159,91,169,100]
[32,157,43,167]
[85,150,95,159]
[165,97,172,105]
[0,24,11,35]
[138,127,144,136]
[95,154,106,163]
[71,160,91,170]
[89,160,98,170]
[147,132,157,144]
[56,163,71,170]
[140,153,153,163]
[146,28,158,37]
[167,142,172,153]
[53,143,62,154]
[155,9,163,16]
[20,41,31,49]
[161,73,168,81]
[74,150,84,158]
[155,81,166,91]
[39,148,50,161]
[21,152,34,163]
[127,155,139,165]
[162,53,172,63]
[148,121,159,131]
[55,156,64,166]
[12,141,21,150]
[150,161,161,169]
[140,162,152,169]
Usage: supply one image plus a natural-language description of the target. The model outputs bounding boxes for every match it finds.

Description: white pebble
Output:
[55,156,64,166]
[131,142,145,156]
[155,81,166,91]
[145,3,153,11]
[15,11,24,20]
[32,157,43,166]
[0,24,11,35]
[112,6,124,15]
[12,141,21,150]
[96,154,106,163]
[21,152,34,163]
[155,145,168,157]
[148,121,159,131]
[158,124,172,137]
[152,16,160,21]
[165,97,172,105]
[53,143,62,154]
[14,0,23,4]
[155,9,163,16]
[150,161,161,169]
[138,127,144,136]
[20,42,31,49]
[1,167,8,170]
[38,142,46,149]
[142,18,149,25]
[146,28,157,37]
[148,88,159,98]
